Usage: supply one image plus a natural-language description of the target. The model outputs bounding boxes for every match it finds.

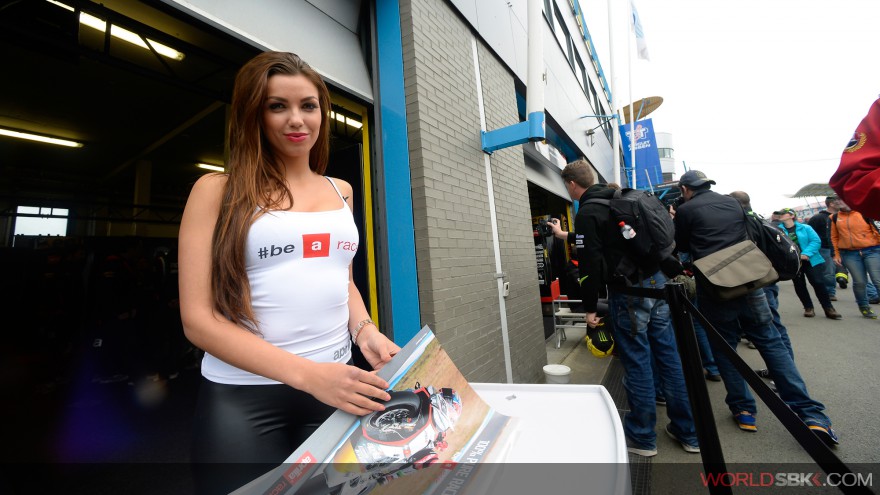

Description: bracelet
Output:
[352,318,376,346]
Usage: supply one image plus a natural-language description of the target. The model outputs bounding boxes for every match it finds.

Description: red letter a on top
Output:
[302,233,331,258]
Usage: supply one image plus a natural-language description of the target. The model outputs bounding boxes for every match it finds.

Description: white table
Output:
[464,383,631,495]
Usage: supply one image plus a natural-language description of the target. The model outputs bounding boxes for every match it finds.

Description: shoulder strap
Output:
[831,212,838,224]
[324,177,348,205]
[582,188,621,207]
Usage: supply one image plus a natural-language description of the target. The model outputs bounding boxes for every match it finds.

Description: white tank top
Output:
[201,178,358,385]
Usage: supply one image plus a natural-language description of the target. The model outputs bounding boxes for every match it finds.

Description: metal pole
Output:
[665,282,731,495]
[607,0,621,185]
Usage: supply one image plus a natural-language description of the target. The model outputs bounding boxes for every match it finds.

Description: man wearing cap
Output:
[674,170,839,446]
[774,208,842,320]
[830,199,880,319]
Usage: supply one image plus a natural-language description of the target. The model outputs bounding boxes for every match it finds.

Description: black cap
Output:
[773,207,797,217]
[679,170,716,188]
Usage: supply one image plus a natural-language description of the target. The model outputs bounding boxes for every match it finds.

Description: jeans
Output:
[693,318,719,375]
[762,283,793,360]
[831,259,878,299]
[840,246,880,307]
[792,260,834,310]
[819,248,837,296]
[695,286,831,428]
[609,270,698,449]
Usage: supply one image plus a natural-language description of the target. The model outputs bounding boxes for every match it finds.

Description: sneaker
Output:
[746,340,757,349]
[805,421,840,446]
[665,424,700,453]
[627,442,658,457]
[870,298,880,305]
[705,373,722,382]
[656,396,667,407]
[860,307,878,319]
[754,368,772,379]
[734,411,758,432]
[803,308,815,317]
[829,295,838,301]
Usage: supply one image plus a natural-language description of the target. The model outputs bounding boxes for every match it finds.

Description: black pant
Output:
[191,377,336,494]
[792,260,833,310]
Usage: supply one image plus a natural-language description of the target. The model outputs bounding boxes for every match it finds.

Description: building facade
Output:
[0,0,617,384]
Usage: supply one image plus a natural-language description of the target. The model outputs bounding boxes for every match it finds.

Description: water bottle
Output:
[619,221,636,239]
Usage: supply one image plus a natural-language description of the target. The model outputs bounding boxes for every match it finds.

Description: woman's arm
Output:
[800,224,821,259]
[335,178,401,369]
[178,174,389,415]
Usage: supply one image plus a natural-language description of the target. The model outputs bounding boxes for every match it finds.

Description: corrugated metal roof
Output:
[792,183,836,198]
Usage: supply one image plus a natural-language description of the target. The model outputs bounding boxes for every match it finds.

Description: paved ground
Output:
[545,281,880,494]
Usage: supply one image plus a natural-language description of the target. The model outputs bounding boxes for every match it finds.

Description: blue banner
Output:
[619,118,663,189]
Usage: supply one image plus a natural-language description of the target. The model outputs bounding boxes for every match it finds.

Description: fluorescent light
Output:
[329,111,363,129]
[196,163,225,172]
[0,127,83,148]
[47,0,185,61]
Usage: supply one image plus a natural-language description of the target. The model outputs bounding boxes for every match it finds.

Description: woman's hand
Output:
[357,326,401,371]
[300,361,391,416]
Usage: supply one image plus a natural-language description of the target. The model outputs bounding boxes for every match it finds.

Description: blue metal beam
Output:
[376,0,420,346]
[481,111,545,154]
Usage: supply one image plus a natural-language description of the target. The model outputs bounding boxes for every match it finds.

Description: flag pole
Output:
[607,0,621,186]
[628,10,636,189]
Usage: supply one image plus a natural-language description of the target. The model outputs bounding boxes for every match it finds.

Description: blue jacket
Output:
[778,221,824,267]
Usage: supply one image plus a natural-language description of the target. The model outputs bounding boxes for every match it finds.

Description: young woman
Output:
[178,51,399,492]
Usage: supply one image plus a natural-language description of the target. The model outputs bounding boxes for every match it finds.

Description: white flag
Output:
[630,0,650,61]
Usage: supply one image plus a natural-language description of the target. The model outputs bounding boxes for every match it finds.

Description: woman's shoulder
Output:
[185,173,228,211]
[190,173,227,196]
[194,172,228,188]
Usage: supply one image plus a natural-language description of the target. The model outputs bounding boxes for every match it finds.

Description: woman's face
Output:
[262,73,322,164]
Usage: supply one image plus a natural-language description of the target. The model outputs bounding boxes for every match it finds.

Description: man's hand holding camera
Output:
[549,218,568,240]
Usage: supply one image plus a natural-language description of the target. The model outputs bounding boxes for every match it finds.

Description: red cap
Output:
[830,97,880,217]
[618,221,626,227]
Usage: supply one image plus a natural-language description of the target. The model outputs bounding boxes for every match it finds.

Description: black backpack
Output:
[743,211,801,281]
[586,188,683,280]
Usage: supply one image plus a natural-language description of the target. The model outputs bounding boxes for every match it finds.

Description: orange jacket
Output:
[830,210,880,257]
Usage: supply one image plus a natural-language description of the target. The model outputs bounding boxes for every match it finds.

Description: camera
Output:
[537,218,553,237]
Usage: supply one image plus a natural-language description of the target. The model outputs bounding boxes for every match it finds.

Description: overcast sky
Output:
[586,0,880,216]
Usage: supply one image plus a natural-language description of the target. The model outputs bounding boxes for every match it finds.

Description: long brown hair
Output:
[212,51,331,333]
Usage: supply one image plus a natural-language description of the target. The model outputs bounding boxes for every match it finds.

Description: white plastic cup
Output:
[543,364,571,384]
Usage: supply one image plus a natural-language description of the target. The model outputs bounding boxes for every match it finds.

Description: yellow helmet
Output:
[584,321,614,358]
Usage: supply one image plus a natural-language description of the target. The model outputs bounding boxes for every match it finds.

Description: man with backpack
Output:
[830,199,880,319]
[730,192,795,387]
[549,159,699,457]
[674,170,838,446]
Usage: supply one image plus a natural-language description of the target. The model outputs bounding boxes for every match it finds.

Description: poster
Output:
[618,118,663,189]
[237,326,514,495]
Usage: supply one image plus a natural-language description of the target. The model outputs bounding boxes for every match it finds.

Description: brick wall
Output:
[400,0,546,383]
